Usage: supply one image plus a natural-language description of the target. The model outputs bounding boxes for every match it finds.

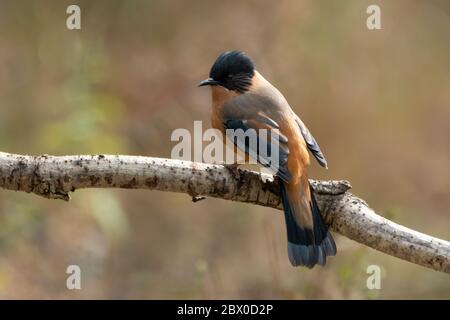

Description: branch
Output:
[0,151,449,273]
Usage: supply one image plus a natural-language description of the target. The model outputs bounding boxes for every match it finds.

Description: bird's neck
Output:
[211,86,239,108]
[249,70,271,91]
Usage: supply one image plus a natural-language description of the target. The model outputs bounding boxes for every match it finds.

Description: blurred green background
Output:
[0,0,449,299]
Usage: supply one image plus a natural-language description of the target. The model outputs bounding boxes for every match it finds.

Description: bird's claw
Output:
[224,163,241,179]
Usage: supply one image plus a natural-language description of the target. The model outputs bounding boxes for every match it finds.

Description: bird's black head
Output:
[199,51,255,93]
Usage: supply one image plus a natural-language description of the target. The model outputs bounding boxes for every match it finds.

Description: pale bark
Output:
[0,151,449,273]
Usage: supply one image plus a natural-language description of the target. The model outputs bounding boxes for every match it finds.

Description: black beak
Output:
[198,78,219,87]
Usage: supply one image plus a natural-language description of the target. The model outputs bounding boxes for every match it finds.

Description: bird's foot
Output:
[224,163,241,179]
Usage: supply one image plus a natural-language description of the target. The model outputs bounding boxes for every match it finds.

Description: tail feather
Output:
[280,182,336,268]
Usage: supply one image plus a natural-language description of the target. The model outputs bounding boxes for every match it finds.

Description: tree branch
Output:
[0,151,449,273]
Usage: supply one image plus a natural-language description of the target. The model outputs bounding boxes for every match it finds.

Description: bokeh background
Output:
[0,0,449,299]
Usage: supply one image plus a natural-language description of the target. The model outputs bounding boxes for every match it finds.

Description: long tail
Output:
[280,181,337,268]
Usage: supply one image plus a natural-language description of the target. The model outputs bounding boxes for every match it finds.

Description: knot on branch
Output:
[310,179,352,195]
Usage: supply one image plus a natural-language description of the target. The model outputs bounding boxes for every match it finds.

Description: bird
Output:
[199,50,336,268]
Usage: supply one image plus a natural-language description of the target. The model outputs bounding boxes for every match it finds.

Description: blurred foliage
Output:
[0,0,449,298]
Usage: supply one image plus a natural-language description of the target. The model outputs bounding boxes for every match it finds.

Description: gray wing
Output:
[294,115,328,169]
[221,94,292,182]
